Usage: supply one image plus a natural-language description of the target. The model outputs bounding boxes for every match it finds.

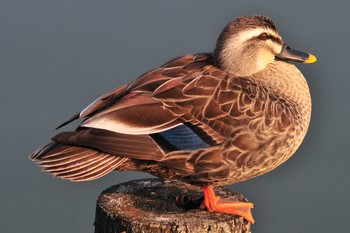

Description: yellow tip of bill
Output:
[303,54,317,64]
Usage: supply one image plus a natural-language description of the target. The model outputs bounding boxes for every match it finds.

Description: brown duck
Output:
[30,15,316,223]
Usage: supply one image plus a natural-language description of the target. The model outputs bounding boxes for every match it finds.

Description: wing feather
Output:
[30,142,129,181]
[52,128,163,161]
[56,155,117,180]
[42,150,107,173]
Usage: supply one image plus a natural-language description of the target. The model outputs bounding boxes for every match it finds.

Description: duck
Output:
[30,15,316,224]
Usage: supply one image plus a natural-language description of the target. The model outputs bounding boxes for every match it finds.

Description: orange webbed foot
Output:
[201,186,255,224]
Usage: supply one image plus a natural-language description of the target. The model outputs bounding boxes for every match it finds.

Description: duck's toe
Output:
[201,186,255,224]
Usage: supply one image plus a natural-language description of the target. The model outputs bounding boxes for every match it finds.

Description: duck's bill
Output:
[276,44,317,64]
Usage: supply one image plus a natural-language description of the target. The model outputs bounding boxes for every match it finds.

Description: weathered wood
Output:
[94,178,251,233]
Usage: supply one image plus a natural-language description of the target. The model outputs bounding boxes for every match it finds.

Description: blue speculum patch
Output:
[157,124,209,150]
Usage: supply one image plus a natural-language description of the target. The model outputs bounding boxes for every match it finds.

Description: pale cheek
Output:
[272,44,283,55]
[257,50,275,69]
[266,40,282,55]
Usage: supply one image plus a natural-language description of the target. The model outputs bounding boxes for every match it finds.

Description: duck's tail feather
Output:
[29,142,128,182]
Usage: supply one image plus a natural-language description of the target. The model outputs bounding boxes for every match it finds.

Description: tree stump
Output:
[94,178,251,233]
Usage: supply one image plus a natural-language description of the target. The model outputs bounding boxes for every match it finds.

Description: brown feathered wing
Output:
[30,53,227,181]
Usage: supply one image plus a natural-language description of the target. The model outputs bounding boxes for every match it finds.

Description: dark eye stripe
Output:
[269,36,283,45]
[252,34,282,45]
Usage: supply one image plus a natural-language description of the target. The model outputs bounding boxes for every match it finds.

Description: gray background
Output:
[1,1,349,232]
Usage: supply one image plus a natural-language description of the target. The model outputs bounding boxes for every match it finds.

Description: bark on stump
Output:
[94,178,251,233]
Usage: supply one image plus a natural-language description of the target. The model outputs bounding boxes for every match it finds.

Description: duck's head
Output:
[213,15,316,76]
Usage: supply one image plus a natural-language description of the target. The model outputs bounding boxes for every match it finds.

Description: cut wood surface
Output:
[95,178,251,233]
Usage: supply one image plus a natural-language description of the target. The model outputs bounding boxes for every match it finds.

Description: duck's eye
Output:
[258,33,268,40]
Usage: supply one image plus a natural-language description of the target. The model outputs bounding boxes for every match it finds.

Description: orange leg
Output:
[201,186,255,224]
